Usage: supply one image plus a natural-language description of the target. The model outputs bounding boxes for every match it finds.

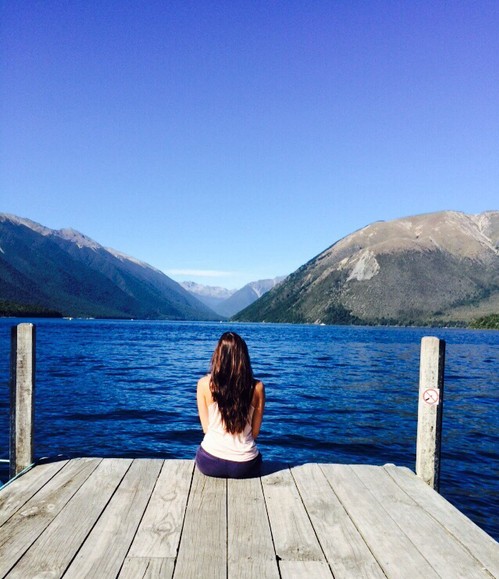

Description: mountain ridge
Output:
[3,210,497,325]
[0,213,220,320]
[234,210,499,326]
[181,277,286,317]
[216,277,286,317]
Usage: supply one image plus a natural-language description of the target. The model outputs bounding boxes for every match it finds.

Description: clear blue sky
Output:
[1,1,498,289]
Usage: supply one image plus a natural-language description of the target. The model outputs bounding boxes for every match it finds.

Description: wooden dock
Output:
[0,459,497,578]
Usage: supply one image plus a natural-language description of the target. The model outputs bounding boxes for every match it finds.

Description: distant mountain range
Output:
[179,282,236,313]
[181,277,286,318]
[3,211,498,325]
[0,214,220,320]
[234,211,499,326]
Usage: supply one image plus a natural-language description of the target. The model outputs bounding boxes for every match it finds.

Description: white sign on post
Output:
[423,388,439,406]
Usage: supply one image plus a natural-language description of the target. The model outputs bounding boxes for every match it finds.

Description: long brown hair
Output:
[210,332,255,434]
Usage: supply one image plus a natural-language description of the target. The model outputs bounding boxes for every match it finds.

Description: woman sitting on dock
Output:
[195,331,265,478]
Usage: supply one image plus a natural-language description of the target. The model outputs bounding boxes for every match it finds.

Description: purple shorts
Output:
[195,445,262,479]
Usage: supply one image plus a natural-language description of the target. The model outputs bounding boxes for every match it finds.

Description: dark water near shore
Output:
[0,319,497,540]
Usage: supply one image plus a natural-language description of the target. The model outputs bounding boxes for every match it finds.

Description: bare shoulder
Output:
[252,380,265,406]
[254,380,265,394]
[197,374,213,402]
[198,374,211,387]
[197,374,211,393]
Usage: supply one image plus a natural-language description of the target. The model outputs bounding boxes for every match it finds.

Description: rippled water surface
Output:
[0,319,497,539]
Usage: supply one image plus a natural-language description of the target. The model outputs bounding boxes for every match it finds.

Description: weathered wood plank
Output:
[385,464,499,578]
[7,459,132,578]
[355,464,491,578]
[1,459,496,579]
[321,464,440,578]
[292,464,385,578]
[0,458,101,577]
[261,466,325,562]
[416,337,445,490]
[279,560,333,578]
[174,469,226,579]
[63,459,163,579]
[9,323,36,478]
[227,561,280,579]
[227,476,279,578]
[128,459,194,559]
[0,460,68,526]
[119,557,175,578]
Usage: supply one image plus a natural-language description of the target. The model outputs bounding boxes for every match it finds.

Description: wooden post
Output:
[416,336,445,491]
[10,323,36,479]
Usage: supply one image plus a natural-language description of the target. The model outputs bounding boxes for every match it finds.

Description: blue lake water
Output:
[0,319,497,540]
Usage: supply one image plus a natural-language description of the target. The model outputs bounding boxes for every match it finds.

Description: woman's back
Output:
[195,332,265,478]
[197,374,264,459]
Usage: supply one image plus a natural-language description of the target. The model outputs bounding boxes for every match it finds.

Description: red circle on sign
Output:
[423,388,439,405]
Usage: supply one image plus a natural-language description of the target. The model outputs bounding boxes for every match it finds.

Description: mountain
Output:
[217,277,287,318]
[182,277,286,318]
[0,214,221,320]
[179,281,236,312]
[234,211,499,326]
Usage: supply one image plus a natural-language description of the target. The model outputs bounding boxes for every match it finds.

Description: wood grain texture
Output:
[128,459,194,559]
[321,464,441,578]
[355,464,490,579]
[416,337,445,490]
[292,463,385,578]
[261,466,325,562]
[118,557,175,579]
[0,457,100,577]
[174,468,227,579]
[279,560,333,578]
[385,464,499,578]
[0,460,68,526]
[1,459,496,578]
[63,459,163,579]
[9,323,36,478]
[6,459,132,579]
[227,476,279,578]
[226,561,280,579]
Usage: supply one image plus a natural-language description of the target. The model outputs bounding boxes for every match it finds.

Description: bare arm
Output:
[251,381,265,439]
[197,375,210,434]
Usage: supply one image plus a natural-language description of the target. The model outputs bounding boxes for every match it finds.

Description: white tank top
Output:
[201,402,258,462]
